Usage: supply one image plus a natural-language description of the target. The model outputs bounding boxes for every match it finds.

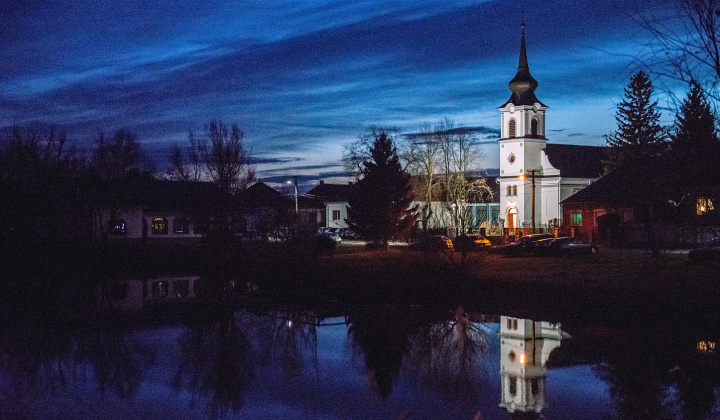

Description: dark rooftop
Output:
[544,144,605,179]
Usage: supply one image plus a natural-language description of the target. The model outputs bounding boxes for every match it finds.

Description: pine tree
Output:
[671,83,720,186]
[346,132,417,249]
[605,71,667,170]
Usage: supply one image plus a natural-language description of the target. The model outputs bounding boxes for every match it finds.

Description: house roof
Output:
[133,180,224,213]
[544,144,605,179]
[236,181,324,209]
[306,182,354,202]
[561,165,647,206]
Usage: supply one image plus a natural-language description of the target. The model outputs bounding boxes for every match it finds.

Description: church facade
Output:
[497,23,604,232]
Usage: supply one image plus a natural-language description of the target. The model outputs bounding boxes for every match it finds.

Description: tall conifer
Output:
[346,132,417,249]
[671,83,720,186]
[605,71,666,170]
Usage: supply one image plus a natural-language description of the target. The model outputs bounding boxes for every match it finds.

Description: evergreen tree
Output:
[605,71,667,170]
[346,132,417,249]
[671,83,720,186]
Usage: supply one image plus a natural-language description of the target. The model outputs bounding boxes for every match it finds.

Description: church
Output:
[497,22,604,233]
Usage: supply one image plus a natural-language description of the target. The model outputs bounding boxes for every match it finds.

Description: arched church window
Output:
[531,117,538,136]
[508,119,516,138]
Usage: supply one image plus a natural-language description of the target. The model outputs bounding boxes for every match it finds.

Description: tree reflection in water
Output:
[253,307,318,381]
[174,311,254,415]
[0,309,148,417]
[347,304,491,401]
[407,306,490,401]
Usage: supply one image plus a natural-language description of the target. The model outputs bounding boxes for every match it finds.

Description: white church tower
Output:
[498,20,549,231]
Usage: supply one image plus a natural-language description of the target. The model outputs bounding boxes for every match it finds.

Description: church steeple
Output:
[504,18,543,107]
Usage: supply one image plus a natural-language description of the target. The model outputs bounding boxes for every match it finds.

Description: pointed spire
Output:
[503,15,542,107]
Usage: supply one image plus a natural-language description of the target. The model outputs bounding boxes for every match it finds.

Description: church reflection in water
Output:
[498,315,563,417]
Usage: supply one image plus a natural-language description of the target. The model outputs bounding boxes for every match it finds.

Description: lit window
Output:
[571,212,582,226]
[507,186,512,196]
[509,119,516,138]
[507,318,513,329]
[332,210,341,221]
[173,218,190,234]
[513,319,518,330]
[107,219,127,235]
[513,185,517,196]
[151,281,168,298]
[152,217,168,235]
[697,197,714,215]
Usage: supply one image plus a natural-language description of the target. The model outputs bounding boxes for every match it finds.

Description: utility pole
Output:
[293,176,298,216]
[527,169,539,234]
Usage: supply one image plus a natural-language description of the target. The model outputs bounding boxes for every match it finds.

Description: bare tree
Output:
[168,129,203,182]
[203,119,255,195]
[638,0,720,104]
[405,123,441,232]
[436,119,493,236]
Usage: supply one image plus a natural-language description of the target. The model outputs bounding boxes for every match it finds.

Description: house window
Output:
[152,217,168,235]
[151,281,168,298]
[571,211,582,226]
[697,197,714,215]
[107,219,127,235]
[173,280,190,298]
[332,210,341,221]
[508,119,516,138]
[531,117,538,136]
[173,218,190,234]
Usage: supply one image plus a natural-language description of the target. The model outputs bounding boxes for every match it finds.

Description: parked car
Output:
[317,227,342,243]
[499,233,554,256]
[689,238,720,262]
[408,235,454,251]
[533,237,598,256]
[453,234,491,251]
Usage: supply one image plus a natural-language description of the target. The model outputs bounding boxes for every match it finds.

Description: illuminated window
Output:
[697,197,714,215]
[513,185,517,196]
[151,281,168,298]
[107,219,127,235]
[507,186,512,196]
[507,318,513,329]
[152,217,168,235]
[571,212,582,226]
[509,119,516,138]
[513,318,518,330]
[332,210,341,221]
[173,218,190,234]
[531,117,538,136]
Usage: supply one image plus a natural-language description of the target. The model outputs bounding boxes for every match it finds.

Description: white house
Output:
[498,22,604,232]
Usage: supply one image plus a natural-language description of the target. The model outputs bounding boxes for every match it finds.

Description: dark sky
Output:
[0,0,674,182]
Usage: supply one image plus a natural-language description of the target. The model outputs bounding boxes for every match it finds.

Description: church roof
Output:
[501,21,545,108]
[544,144,605,179]
[560,166,638,205]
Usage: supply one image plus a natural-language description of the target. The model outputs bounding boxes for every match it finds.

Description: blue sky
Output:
[0,0,671,183]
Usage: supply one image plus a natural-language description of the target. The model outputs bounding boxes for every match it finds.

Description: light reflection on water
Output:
[2,305,719,419]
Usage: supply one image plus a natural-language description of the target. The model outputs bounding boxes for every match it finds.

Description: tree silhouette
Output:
[605,71,667,171]
[671,83,720,187]
[346,132,417,249]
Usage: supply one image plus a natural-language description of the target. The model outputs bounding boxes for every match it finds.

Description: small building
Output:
[306,180,354,229]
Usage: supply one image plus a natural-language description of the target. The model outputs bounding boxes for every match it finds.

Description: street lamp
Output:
[286,176,298,215]
[521,170,539,233]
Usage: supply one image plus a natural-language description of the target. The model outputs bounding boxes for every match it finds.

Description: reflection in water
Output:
[174,312,254,414]
[348,305,491,402]
[408,306,490,401]
[498,316,562,417]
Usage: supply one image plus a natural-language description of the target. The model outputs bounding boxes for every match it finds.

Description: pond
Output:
[1,301,719,419]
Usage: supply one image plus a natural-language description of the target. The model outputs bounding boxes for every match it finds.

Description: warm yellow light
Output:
[520,175,526,180]
[519,353,526,364]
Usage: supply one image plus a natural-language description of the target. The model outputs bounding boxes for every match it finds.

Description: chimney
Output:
[319,180,325,185]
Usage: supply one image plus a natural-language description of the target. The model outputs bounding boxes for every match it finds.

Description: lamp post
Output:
[522,170,539,234]
[287,177,299,215]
